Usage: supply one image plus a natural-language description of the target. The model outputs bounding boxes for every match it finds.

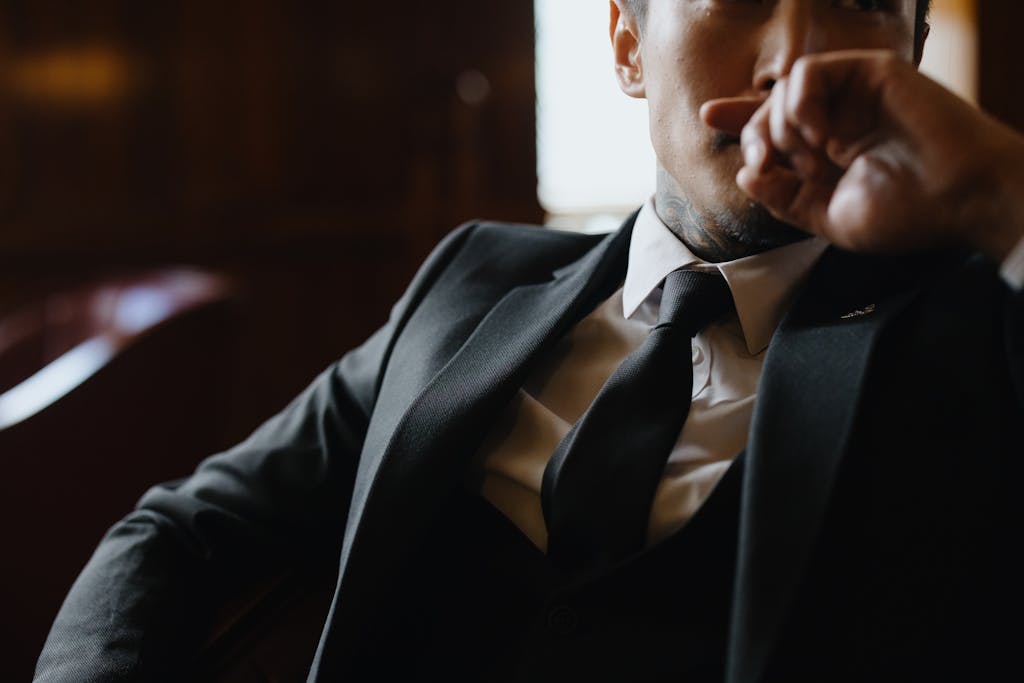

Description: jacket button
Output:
[546,605,579,636]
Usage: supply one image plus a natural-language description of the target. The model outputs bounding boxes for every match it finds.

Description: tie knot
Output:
[657,269,734,336]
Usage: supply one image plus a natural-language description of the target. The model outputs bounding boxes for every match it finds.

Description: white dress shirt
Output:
[1001,235,1024,290]
[469,199,828,550]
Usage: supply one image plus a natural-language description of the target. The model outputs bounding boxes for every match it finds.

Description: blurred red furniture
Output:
[0,268,241,681]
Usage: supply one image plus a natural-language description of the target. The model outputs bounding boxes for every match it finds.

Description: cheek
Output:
[646,24,733,105]
[643,18,758,120]
[643,39,748,166]
[645,90,700,178]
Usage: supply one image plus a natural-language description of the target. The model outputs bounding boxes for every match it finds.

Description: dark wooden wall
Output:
[979,2,1024,134]
[0,1,541,443]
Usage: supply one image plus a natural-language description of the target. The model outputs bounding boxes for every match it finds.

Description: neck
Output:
[653,167,807,263]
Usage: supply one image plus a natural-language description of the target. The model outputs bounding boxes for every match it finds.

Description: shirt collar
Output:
[623,198,829,354]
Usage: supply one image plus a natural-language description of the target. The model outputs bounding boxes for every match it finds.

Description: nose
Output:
[753,1,825,92]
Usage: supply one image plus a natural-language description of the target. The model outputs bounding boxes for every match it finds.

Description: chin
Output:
[713,201,810,255]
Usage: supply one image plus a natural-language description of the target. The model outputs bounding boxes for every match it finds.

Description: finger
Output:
[785,59,831,148]
[736,164,803,224]
[700,96,766,137]
[740,100,773,173]
[769,79,802,154]
[770,78,824,178]
[738,164,834,235]
[785,50,894,155]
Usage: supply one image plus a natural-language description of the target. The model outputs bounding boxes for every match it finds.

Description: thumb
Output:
[700,96,765,136]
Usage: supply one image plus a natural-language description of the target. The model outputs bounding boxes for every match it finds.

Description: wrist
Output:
[963,130,1024,263]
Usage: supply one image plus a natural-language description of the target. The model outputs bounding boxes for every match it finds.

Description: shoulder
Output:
[428,219,611,283]
[453,219,608,258]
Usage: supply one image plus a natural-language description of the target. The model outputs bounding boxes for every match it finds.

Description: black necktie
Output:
[541,268,734,575]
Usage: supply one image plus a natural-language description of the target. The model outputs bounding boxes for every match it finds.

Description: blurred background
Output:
[0,1,540,442]
[0,0,1020,678]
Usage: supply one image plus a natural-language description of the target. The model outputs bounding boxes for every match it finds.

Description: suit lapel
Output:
[727,248,925,683]
[311,219,633,675]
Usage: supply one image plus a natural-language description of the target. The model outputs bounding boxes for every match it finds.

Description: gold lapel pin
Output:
[840,304,876,320]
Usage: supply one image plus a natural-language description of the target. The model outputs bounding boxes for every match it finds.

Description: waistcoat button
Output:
[546,605,579,636]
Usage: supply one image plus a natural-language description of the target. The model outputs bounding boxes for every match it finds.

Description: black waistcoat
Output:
[347,456,744,682]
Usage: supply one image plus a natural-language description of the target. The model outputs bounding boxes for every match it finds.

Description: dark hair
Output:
[625,0,932,50]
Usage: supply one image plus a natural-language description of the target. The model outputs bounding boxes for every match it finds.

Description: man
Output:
[37,0,1024,681]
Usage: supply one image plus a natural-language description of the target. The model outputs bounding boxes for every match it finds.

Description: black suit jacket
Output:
[36,214,1024,682]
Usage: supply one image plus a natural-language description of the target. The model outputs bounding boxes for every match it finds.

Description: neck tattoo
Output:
[655,187,740,263]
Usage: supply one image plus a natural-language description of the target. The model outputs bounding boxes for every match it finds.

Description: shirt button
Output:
[692,345,703,364]
[546,604,579,636]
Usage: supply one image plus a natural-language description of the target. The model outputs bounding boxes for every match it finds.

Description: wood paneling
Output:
[0,1,541,441]
[979,2,1024,133]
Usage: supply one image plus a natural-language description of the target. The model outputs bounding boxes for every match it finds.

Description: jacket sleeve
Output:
[1006,285,1024,410]
[33,223,477,682]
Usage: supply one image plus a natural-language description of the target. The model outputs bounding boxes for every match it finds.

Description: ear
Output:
[610,0,645,98]
[913,22,930,67]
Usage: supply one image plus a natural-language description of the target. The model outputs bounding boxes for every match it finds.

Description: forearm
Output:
[34,363,368,681]
[961,118,1024,265]
[35,514,215,681]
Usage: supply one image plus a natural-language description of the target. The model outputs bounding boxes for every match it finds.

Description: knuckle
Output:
[875,50,899,67]
[791,57,811,85]
[786,59,818,118]
[747,106,769,133]
[873,50,905,76]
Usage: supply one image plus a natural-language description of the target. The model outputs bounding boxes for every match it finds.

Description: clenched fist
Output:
[701,50,1024,262]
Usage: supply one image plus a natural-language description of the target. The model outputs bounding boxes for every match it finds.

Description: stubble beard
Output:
[655,140,809,263]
